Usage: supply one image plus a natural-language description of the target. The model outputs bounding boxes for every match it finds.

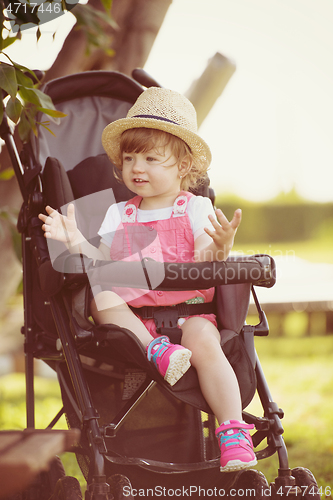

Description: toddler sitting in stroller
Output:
[39,86,256,473]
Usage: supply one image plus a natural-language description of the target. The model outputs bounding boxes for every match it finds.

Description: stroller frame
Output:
[1,69,319,500]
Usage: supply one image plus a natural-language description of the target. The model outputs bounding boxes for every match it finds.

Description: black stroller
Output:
[1,69,320,499]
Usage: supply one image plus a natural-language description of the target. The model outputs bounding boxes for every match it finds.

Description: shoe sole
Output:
[164,349,192,386]
[220,458,257,472]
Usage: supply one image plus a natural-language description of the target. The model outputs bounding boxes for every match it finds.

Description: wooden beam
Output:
[0,429,80,497]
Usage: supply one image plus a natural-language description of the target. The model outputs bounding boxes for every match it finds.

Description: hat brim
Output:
[101,116,212,167]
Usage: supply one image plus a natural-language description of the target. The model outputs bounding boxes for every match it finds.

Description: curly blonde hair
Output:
[113,128,209,191]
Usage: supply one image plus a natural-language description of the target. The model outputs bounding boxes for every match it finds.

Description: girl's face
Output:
[121,144,184,209]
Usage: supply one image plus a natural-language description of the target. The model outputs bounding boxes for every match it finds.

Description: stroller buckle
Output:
[153,308,179,332]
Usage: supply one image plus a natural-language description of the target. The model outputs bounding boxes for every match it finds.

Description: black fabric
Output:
[59,359,217,481]
[28,216,50,265]
[41,71,143,106]
[67,154,134,202]
[216,283,251,333]
[89,324,256,413]
[37,259,66,297]
[32,260,59,338]
[42,157,74,209]
[88,324,212,413]
[131,301,216,321]
[189,174,210,198]
[81,258,272,292]
[221,330,257,409]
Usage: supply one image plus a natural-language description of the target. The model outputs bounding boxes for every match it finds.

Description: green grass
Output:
[248,336,333,487]
[1,338,332,492]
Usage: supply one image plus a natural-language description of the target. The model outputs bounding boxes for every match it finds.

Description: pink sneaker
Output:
[146,336,192,386]
[216,420,257,472]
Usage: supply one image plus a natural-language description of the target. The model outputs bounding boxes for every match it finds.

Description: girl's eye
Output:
[146,156,157,162]
[123,155,133,162]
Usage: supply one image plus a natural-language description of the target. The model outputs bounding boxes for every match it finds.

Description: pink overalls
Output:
[110,191,217,337]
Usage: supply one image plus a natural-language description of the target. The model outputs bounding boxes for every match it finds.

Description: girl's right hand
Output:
[39,203,81,247]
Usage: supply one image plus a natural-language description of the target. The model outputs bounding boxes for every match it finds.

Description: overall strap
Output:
[172,191,194,217]
[121,196,142,223]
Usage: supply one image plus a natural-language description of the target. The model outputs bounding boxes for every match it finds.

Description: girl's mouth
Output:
[133,178,148,183]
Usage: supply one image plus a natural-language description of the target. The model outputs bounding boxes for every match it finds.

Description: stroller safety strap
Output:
[130,302,215,340]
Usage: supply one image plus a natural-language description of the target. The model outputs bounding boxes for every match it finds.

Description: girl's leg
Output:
[181,316,256,471]
[180,316,242,424]
[90,291,192,386]
[91,290,153,346]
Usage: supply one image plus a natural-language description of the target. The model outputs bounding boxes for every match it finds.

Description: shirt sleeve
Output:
[98,202,125,247]
[187,195,216,240]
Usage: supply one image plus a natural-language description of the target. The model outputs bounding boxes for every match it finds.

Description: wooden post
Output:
[326,310,333,334]
[185,52,236,128]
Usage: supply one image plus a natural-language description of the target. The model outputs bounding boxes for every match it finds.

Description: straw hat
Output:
[101,87,212,167]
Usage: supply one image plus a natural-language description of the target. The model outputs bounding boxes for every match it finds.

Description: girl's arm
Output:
[194,208,242,262]
[38,203,110,261]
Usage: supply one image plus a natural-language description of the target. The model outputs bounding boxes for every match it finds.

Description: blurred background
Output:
[0,0,332,493]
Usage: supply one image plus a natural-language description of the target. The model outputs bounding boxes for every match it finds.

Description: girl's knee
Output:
[181,317,220,351]
[92,290,125,313]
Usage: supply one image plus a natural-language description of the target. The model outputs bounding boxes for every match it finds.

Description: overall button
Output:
[150,247,156,253]
[157,291,163,296]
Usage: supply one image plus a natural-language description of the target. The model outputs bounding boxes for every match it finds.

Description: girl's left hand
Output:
[204,208,242,254]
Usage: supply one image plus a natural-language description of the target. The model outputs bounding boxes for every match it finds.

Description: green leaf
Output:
[6,96,23,123]
[100,0,112,13]
[20,87,57,112]
[25,107,38,136]
[2,55,39,85]
[3,54,34,76]
[31,88,57,110]
[0,36,17,51]
[0,62,18,99]
[0,167,15,180]
[37,107,67,118]
[73,3,117,55]
[38,122,56,136]
[18,86,40,106]
[104,48,115,57]
[15,68,34,88]
[0,206,17,225]
[9,226,22,261]
[17,110,32,142]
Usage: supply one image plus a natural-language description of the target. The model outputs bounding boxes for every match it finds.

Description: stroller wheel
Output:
[107,474,134,500]
[49,476,82,500]
[3,457,78,500]
[26,456,66,500]
[291,468,320,500]
[46,456,66,489]
[231,469,269,500]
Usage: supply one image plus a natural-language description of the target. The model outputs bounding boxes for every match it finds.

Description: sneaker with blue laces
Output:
[216,420,257,472]
[146,336,192,386]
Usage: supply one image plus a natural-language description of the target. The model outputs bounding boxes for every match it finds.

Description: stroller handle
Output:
[132,68,163,88]
[56,253,276,291]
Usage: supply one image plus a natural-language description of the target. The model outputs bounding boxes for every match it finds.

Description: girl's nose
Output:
[132,157,145,172]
